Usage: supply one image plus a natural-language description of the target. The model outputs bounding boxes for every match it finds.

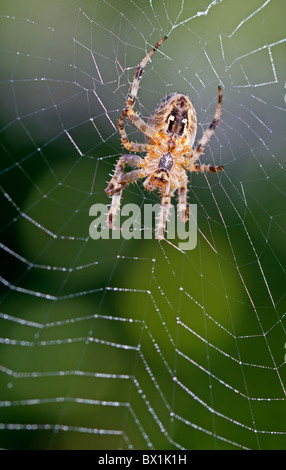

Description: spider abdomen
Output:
[148,93,197,147]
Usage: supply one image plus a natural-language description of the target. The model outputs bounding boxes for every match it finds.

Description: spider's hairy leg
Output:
[192,86,222,163]
[117,36,168,148]
[156,194,171,240]
[105,154,142,195]
[118,108,155,148]
[129,35,168,106]
[107,170,142,229]
[178,179,189,222]
[105,154,143,228]
[107,193,121,229]
[190,163,224,173]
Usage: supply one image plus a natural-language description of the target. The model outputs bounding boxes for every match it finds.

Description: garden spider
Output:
[105,36,223,239]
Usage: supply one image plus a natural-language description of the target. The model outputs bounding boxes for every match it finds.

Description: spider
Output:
[105,36,223,239]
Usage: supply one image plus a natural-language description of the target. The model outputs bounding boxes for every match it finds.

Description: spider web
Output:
[0,0,285,450]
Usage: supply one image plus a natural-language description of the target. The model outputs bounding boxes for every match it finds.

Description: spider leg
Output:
[107,170,142,229]
[105,154,142,195]
[156,194,171,240]
[189,163,224,173]
[129,36,167,105]
[105,154,143,228]
[178,178,189,222]
[187,86,222,166]
[118,36,168,149]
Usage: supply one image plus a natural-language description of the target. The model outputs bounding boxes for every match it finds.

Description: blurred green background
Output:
[0,0,285,449]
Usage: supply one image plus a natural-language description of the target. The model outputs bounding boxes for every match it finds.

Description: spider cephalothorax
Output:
[105,36,223,239]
